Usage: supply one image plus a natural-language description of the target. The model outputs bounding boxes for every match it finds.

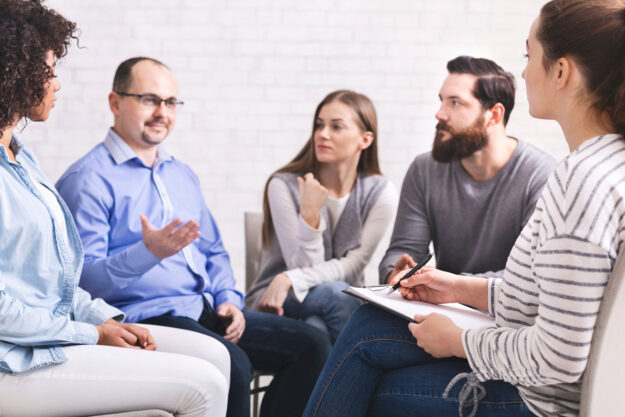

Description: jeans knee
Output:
[224,342,253,391]
[326,291,360,317]
[315,281,350,297]
[300,327,332,367]
[340,304,381,336]
[312,282,356,309]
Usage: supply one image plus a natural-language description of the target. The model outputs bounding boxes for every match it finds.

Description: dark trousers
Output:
[141,302,331,417]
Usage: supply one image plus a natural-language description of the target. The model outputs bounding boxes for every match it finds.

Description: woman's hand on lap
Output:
[258,273,292,316]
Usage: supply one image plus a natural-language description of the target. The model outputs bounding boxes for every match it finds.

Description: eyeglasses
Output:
[115,92,184,110]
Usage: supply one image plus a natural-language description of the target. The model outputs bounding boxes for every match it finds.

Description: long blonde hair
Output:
[261,89,382,246]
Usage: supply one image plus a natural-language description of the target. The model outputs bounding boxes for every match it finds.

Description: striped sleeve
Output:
[463,237,611,386]
[487,277,501,317]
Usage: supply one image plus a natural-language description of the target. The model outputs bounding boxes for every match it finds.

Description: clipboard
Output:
[344,286,495,329]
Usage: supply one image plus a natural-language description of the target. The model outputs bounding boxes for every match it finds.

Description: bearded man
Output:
[380,55,556,283]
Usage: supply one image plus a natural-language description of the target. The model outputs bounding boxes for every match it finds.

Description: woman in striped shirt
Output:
[302,1,625,416]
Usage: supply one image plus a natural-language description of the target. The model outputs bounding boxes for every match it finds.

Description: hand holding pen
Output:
[387,252,433,295]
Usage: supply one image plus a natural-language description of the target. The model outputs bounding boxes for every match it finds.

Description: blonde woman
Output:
[246,90,397,343]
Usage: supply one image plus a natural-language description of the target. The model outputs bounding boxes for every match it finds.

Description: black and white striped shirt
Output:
[463,134,625,416]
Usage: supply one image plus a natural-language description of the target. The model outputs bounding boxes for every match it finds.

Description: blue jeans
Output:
[140,302,331,417]
[302,304,536,417]
[284,281,361,343]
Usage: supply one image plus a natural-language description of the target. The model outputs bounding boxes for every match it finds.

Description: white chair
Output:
[580,248,625,417]
[244,211,274,417]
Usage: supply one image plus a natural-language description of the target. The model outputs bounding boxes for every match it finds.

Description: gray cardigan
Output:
[245,172,387,309]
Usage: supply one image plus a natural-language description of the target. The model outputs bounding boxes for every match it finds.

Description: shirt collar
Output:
[103,128,173,166]
[0,136,24,162]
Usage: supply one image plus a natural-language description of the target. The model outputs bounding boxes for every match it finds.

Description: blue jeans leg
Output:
[368,362,534,417]
[238,310,331,417]
[283,281,361,343]
[302,304,535,417]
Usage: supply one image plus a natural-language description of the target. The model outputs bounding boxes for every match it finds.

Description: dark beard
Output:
[431,115,488,163]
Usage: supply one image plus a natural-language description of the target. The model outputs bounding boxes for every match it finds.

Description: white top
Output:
[325,193,350,232]
[267,177,398,301]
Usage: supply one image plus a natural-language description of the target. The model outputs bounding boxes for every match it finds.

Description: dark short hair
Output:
[112,57,169,92]
[447,56,516,126]
[0,0,77,136]
[539,0,625,137]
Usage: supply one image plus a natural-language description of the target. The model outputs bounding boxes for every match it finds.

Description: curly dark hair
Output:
[0,0,77,137]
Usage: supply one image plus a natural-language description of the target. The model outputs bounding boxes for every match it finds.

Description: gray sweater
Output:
[379,139,557,282]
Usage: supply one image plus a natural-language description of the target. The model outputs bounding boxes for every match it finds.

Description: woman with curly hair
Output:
[0,1,229,416]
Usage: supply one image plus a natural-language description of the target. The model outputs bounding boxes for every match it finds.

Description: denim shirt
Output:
[56,129,244,323]
[0,137,123,375]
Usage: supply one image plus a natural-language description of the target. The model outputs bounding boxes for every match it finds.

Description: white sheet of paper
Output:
[346,286,495,329]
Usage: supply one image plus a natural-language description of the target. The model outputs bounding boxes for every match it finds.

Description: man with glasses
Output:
[56,57,331,417]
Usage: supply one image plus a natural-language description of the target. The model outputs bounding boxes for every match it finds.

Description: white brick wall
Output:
[22,0,568,291]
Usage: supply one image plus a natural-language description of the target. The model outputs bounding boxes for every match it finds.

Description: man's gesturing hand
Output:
[140,214,200,259]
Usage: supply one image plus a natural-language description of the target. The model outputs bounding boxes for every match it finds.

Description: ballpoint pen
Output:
[386,252,433,295]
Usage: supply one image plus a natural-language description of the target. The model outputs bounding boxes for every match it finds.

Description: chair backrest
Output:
[580,248,625,417]
[244,211,264,292]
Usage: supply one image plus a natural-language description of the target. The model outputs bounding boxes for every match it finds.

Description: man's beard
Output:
[431,114,488,163]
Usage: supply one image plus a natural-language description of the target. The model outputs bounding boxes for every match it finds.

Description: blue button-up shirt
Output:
[56,129,244,323]
[0,137,123,375]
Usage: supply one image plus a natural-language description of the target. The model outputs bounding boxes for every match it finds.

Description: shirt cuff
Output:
[462,328,493,382]
[84,298,126,324]
[285,269,308,302]
[380,267,393,285]
[214,289,245,310]
[70,321,100,345]
[297,214,326,240]
[123,240,162,275]
[487,278,501,316]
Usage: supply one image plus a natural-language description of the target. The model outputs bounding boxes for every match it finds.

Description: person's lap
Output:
[140,310,252,417]
[0,324,229,417]
[141,306,331,417]
[368,361,533,417]
[283,280,360,342]
[304,304,533,417]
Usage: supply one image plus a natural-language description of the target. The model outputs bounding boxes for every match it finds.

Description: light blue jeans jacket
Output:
[0,137,123,375]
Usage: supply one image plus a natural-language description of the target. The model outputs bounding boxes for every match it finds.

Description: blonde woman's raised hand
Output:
[297,173,328,229]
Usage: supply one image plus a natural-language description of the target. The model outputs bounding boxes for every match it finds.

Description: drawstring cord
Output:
[443,372,486,417]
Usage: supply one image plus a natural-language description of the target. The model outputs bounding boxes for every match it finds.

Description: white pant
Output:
[0,324,229,417]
